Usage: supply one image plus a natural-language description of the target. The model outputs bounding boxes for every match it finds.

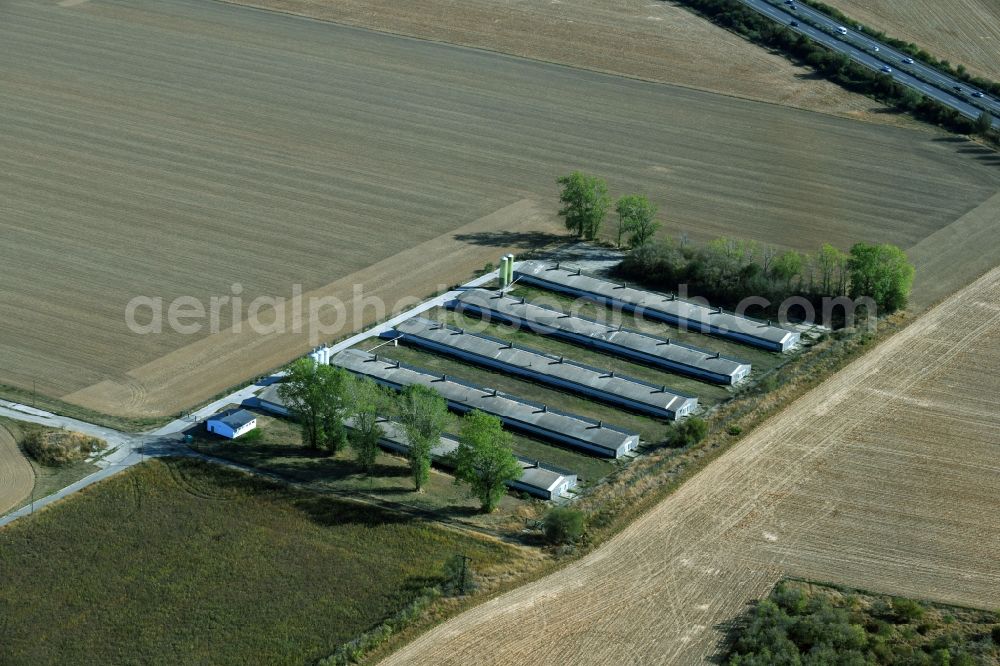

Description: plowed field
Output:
[3,0,997,417]
[382,265,1000,664]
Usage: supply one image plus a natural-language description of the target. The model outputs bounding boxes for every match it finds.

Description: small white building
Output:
[206,409,258,439]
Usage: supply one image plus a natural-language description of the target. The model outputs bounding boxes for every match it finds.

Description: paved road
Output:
[740,0,1000,128]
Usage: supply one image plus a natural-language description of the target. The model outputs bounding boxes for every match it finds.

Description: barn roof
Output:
[208,408,256,429]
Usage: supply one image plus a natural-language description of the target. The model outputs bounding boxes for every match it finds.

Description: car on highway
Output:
[790,20,798,27]
[953,85,963,92]
[972,92,985,98]
[836,26,848,35]
[902,57,915,64]
[880,66,892,74]
[872,46,880,52]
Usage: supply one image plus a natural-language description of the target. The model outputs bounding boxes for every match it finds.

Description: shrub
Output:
[22,428,106,466]
[727,425,743,437]
[543,507,586,545]
[892,597,926,623]
[669,417,708,449]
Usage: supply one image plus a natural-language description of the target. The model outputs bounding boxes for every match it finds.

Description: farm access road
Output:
[382,265,1000,665]
[0,266,502,528]
[6,0,999,420]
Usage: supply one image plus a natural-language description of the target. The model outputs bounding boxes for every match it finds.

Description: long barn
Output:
[250,384,578,499]
[392,317,698,419]
[514,260,800,352]
[450,289,751,385]
[330,349,640,458]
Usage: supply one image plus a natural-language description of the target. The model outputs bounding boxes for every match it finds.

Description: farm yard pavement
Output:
[3,0,1000,418]
[381,265,1000,665]
[822,0,1000,81]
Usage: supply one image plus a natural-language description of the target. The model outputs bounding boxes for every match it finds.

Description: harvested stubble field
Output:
[0,458,525,665]
[0,422,33,516]
[2,0,998,420]
[822,0,1000,80]
[219,0,890,120]
[381,265,1000,664]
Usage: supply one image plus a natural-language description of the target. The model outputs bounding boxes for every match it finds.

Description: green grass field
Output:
[0,458,519,665]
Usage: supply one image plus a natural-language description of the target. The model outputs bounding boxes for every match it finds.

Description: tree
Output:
[395,385,450,491]
[815,243,846,295]
[973,110,993,136]
[614,194,660,249]
[770,250,804,292]
[454,411,522,512]
[347,377,390,474]
[278,358,351,453]
[847,242,915,313]
[543,507,586,545]
[557,171,610,240]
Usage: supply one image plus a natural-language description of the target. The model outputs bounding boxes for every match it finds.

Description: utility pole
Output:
[458,554,471,595]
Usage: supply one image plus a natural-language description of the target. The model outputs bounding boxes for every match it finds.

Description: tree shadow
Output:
[294,494,413,528]
[707,601,756,664]
[957,146,995,155]
[454,230,567,250]
[793,71,827,82]
[434,504,482,519]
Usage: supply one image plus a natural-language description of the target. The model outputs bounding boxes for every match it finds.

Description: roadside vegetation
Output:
[726,580,1000,665]
[0,458,523,666]
[21,427,105,467]
[676,0,998,140]
[0,418,101,516]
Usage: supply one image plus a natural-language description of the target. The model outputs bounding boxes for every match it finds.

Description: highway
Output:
[739,0,1000,129]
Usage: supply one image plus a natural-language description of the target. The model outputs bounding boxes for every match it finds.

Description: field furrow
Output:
[2,0,998,416]
[382,265,1000,665]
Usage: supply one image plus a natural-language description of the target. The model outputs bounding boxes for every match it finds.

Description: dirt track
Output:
[382,266,1000,664]
[4,0,999,417]
[0,424,33,516]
